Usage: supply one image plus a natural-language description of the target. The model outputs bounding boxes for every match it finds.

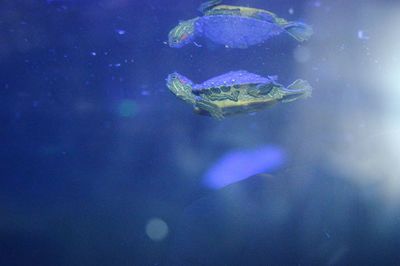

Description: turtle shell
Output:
[204,5,277,23]
[193,71,275,91]
[197,15,283,48]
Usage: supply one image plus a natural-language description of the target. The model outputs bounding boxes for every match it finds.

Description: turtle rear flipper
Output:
[281,79,312,103]
[282,22,313,42]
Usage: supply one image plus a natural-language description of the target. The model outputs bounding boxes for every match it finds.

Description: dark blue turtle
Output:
[166,70,312,119]
[168,0,313,49]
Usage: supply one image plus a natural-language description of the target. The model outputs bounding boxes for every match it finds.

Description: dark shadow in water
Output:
[170,168,400,265]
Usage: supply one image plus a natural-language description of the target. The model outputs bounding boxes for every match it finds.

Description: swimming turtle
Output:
[166,70,312,119]
[169,0,313,49]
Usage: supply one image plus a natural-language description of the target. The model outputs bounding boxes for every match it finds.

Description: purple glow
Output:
[203,145,285,189]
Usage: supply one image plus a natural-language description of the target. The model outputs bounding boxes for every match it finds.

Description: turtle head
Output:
[168,18,200,48]
[166,72,196,105]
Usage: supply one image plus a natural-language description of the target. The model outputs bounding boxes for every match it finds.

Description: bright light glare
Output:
[332,7,400,207]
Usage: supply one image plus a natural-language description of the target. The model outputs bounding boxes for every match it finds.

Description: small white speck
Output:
[357,30,370,40]
[288,8,294,15]
[116,29,126,35]
[193,41,202,47]
[91,52,96,56]
[325,231,331,238]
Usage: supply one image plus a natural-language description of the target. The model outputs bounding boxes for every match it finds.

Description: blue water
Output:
[2,0,400,265]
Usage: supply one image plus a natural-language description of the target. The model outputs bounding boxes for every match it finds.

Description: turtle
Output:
[168,0,313,49]
[166,70,312,119]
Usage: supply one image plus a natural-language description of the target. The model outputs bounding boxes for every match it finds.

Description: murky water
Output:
[1,0,400,265]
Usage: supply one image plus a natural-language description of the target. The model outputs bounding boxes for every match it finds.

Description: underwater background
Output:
[1,0,400,265]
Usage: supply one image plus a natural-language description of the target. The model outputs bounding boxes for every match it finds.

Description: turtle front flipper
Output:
[280,79,312,103]
[195,99,224,120]
[198,0,223,13]
[166,73,196,105]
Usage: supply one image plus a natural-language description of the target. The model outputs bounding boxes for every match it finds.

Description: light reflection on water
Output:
[202,145,285,189]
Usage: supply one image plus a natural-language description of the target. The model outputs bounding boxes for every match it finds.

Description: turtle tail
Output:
[282,22,313,42]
